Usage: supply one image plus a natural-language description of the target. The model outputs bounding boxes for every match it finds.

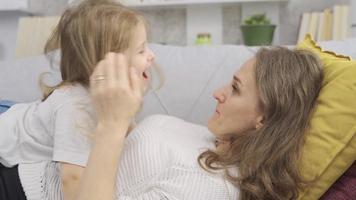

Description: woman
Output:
[78,46,323,200]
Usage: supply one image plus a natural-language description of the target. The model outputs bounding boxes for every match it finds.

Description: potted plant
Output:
[240,14,276,46]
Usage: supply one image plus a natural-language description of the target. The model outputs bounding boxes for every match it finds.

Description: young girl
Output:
[0,0,154,199]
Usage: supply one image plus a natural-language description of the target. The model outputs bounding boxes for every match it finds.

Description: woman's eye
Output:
[232,84,239,93]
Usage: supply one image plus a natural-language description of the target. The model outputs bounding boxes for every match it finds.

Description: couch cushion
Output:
[296,34,356,200]
[319,38,356,59]
[0,53,61,102]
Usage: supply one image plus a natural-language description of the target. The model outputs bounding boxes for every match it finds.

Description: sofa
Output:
[1,39,356,199]
[1,39,356,124]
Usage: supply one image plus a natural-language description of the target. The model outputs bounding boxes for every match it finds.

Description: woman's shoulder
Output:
[133,114,213,140]
[136,114,186,129]
[127,114,215,161]
[126,115,178,143]
[137,114,208,131]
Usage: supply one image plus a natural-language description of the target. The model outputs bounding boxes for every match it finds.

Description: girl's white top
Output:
[0,84,93,168]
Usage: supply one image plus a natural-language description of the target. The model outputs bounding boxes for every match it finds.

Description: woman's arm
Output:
[75,53,143,200]
[75,122,128,200]
[60,122,136,200]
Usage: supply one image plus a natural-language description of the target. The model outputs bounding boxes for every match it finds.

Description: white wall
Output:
[351,0,356,37]
[0,11,27,61]
[0,0,66,61]
[0,0,354,60]
[187,4,222,45]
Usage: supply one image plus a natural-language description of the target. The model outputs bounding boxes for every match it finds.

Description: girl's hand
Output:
[90,53,143,127]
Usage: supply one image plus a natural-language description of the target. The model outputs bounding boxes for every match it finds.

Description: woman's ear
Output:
[255,115,265,129]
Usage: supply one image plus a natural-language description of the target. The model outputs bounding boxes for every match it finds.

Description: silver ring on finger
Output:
[93,75,106,82]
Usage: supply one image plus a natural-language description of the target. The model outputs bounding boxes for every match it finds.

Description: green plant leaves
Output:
[243,13,271,25]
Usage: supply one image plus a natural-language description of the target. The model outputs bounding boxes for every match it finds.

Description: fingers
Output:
[91,52,127,86]
[116,54,130,89]
[91,52,143,97]
[130,67,143,98]
[90,60,106,92]
[106,53,118,87]
[90,52,144,122]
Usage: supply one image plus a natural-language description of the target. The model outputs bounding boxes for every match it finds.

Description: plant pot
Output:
[240,25,276,46]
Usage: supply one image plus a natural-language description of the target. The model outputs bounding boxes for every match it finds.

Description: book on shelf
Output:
[338,5,350,40]
[333,5,342,40]
[308,12,320,40]
[298,13,310,43]
[298,4,350,43]
[317,9,332,42]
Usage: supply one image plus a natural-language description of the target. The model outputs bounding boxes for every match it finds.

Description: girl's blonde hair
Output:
[199,47,323,200]
[41,0,148,100]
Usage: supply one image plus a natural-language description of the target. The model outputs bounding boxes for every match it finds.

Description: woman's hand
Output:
[76,53,143,200]
[90,53,143,127]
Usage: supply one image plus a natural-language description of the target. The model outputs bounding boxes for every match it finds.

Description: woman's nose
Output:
[213,88,226,103]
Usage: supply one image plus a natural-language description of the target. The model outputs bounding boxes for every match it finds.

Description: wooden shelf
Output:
[122,0,288,8]
[121,0,288,45]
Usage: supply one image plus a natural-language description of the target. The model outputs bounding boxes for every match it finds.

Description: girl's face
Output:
[126,22,155,92]
[207,58,264,142]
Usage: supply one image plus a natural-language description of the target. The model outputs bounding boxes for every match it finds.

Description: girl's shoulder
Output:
[46,84,90,104]
[52,83,89,99]
[46,84,91,108]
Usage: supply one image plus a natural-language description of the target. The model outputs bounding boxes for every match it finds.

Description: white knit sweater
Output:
[19,115,239,200]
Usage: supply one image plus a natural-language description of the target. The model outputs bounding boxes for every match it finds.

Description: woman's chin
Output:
[207,118,221,136]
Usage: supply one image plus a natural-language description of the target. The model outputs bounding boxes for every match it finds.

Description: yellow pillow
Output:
[297,34,356,200]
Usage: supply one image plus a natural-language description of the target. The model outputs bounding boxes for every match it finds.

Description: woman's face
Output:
[208,58,264,141]
[126,22,155,92]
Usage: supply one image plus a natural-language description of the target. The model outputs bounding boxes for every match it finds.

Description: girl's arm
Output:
[60,163,85,200]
